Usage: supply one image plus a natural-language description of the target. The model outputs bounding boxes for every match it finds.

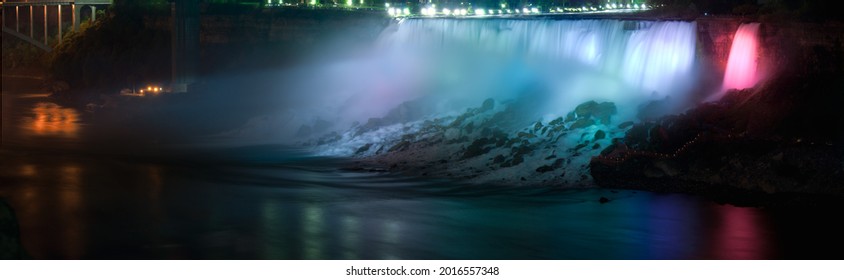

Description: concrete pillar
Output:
[72,4,77,31]
[90,6,97,22]
[30,6,34,38]
[43,5,48,46]
[57,4,62,44]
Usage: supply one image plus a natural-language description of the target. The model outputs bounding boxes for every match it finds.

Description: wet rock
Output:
[569,118,595,129]
[464,122,475,134]
[354,143,373,155]
[492,154,506,163]
[574,101,617,124]
[573,143,588,151]
[517,132,536,139]
[574,101,599,118]
[594,130,606,140]
[618,121,635,129]
[536,165,554,173]
[592,102,617,124]
[552,159,566,168]
[549,117,564,126]
[533,121,543,132]
[512,155,524,166]
[479,98,495,113]
[388,141,412,153]
[565,112,577,122]
[463,138,494,159]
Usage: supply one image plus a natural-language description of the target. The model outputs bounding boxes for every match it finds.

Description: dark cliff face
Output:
[590,72,844,204]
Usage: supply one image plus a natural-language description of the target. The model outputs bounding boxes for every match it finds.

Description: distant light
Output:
[443,8,451,15]
[385,3,390,7]
[500,3,506,9]
[147,86,152,91]
[612,3,617,9]
[626,4,631,9]
[346,0,352,6]
[531,7,539,13]
[403,7,410,15]
[522,8,529,13]
[475,9,485,16]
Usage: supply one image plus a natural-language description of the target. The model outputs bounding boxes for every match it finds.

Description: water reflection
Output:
[302,203,324,259]
[711,206,769,259]
[60,165,85,258]
[340,215,360,259]
[0,152,836,259]
[645,195,700,259]
[23,102,80,138]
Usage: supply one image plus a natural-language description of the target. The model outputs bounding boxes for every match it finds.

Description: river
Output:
[1,78,842,259]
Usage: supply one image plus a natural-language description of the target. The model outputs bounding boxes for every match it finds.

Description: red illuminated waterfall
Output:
[722,23,761,91]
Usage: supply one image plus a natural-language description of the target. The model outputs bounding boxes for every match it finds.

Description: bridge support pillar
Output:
[90,6,97,22]
[73,4,78,31]
[43,5,48,46]
[57,4,62,44]
[16,6,20,33]
[30,6,34,38]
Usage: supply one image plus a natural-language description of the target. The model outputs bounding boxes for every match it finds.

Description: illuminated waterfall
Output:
[261,18,703,144]
[379,19,699,103]
[722,23,761,91]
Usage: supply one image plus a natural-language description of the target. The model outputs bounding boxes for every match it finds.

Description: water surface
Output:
[1,88,842,259]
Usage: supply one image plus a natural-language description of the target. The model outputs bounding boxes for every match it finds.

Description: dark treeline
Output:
[48,0,171,89]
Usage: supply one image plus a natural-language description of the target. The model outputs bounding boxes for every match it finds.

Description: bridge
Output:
[1,0,113,51]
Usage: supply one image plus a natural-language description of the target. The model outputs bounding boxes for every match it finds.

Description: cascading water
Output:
[721,23,761,92]
[378,19,699,107]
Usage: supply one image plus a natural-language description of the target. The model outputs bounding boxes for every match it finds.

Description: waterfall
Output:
[241,18,703,145]
[378,18,699,104]
[722,23,761,92]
